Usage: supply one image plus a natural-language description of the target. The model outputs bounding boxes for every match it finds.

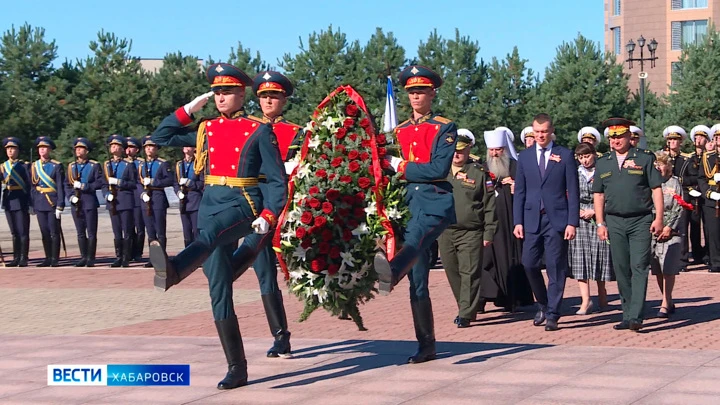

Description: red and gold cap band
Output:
[257,81,285,94]
[211,75,245,88]
[607,126,629,137]
[404,76,434,88]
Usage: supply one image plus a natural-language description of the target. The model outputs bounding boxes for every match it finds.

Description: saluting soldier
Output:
[593,118,664,332]
[437,129,497,328]
[30,136,65,267]
[126,137,146,262]
[139,135,173,267]
[65,138,103,267]
[174,146,204,247]
[103,135,137,268]
[697,127,720,273]
[150,63,287,389]
[521,126,535,149]
[374,65,457,364]
[0,137,31,267]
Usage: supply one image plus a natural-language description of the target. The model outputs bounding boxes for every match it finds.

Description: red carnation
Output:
[314,215,327,227]
[329,246,341,259]
[358,177,371,189]
[343,118,355,128]
[318,242,330,254]
[356,191,366,201]
[311,258,326,272]
[349,133,358,142]
[317,169,327,178]
[381,159,391,169]
[347,218,359,229]
[321,202,334,214]
[308,225,319,234]
[328,264,340,275]
[382,176,390,187]
[361,139,371,148]
[334,215,345,226]
[348,150,359,160]
[331,157,344,168]
[326,189,340,201]
[376,134,387,145]
[345,104,359,117]
[295,227,307,239]
[319,154,328,161]
[360,118,371,129]
[360,152,370,161]
[353,207,366,218]
[301,238,312,249]
[342,229,353,242]
[308,198,321,209]
[321,229,334,241]
[336,144,346,153]
[329,173,336,181]
[339,175,352,184]
[338,208,351,217]
[308,186,320,195]
[341,195,355,205]
[336,127,347,139]
[300,211,313,224]
[348,161,361,173]
[324,141,332,149]
[378,147,387,157]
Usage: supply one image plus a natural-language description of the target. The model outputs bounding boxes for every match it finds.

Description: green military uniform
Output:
[593,121,662,327]
[438,152,497,325]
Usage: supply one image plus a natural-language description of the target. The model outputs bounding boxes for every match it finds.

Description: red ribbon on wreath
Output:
[272,85,396,279]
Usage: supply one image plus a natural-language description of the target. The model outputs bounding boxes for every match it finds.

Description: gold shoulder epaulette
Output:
[157,157,166,162]
[89,159,98,164]
[433,116,452,124]
[395,119,411,131]
[469,153,480,161]
[124,157,134,163]
[681,152,693,158]
[604,152,612,159]
[136,157,145,162]
[246,115,266,123]
[705,150,717,156]
[596,152,603,157]
[51,159,60,164]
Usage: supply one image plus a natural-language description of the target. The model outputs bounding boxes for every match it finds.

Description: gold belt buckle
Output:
[219,176,227,186]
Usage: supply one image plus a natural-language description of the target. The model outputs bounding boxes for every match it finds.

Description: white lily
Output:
[308,135,321,149]
[351,223,369,236]
[286,208,301,223]
[340,251,355,268]
[292,245,307,261]
[292,192,307,204]
[321,116,337,131]
[281,228,295,240]
[304,121,315,133]
[312,288,328,304]
[364,201,377,215]
[289,270,305,281]
[296,163,311,179]
[386,207,402,219]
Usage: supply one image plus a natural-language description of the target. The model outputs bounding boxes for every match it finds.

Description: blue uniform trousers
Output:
[5,209,29,238]
[36,211,60,238]
[110,209,134,240]
[180,210,199,244]
[71,208,98,239]
[143,208,168,241]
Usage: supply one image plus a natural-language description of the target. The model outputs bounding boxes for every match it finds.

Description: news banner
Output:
[48,364,190,386]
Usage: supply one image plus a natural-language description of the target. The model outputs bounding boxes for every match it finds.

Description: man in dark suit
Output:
[513,113,580,331]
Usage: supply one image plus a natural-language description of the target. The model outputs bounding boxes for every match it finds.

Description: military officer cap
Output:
[690,125,711,142]
[2,137,21,149]
[709,123,720,139]
[456,129,476,150]
[663,125,686,140]
[207,63,252,92]
[253,71,294,97]
[577,127,601,144]
[399,65,443,90]
[142,135,159,148]
[520,126,534,143]
[629,125,643,138]
[35,136,56,149]
[106,134,127,148]
[126,137,142,149]
[73,137,93,152]
[602,118,636,138]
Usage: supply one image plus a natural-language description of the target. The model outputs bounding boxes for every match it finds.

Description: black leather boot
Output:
[184,239,192,248]
[374,247,419,295]
[262,291,292,358]
[75,235,88,267]
[133,232,145,262]
[49,235,61,267]
[215,316,248,390]
[6,236,20,267]
[408,298,436,364]
[232,244,257,282]
[36,236,52,267]
[144,240,156,268]
[110,239,122,267]
[121,239,132,268]
[86,237,97,267]
[18,237,29,267]
[150,240,210,291]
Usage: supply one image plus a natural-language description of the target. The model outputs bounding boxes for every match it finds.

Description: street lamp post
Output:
[625,36,659,149]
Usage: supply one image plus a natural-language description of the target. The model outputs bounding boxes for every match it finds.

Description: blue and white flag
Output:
[382,76,398,133]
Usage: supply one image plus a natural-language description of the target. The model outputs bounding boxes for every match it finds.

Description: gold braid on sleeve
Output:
[194,121,208,175]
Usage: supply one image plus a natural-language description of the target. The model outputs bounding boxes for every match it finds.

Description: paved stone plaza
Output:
[1,211,720,404]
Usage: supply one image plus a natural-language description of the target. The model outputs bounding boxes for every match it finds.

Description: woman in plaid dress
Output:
[568,143,614,314]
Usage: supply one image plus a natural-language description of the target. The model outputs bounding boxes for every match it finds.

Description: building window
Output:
[612,27,622,55]
[671,20,708,50]
[613,0,621,15]
[671,62,683,85]
[671,0,708,10]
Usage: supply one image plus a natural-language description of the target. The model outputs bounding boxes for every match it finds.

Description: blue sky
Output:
[1,0,604,76]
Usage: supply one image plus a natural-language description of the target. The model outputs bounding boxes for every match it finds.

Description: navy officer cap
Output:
[126,137,142,149]
[2,137,21,149]
[142,135,159,148]
[35,136,56,150]
[253,71,294,97]
[106,134,127,148]
[399,65,443,90]
[207,63,252,92]
[73,137,93,152]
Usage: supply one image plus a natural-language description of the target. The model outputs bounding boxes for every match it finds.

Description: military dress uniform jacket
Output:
[174,159,204,212]
[102,158,138,211]
[1,159,31,211]
[446,162,497,239]
[670,152,697,200]
[130,157,144,208]
[394,113,458,220]
[30,159,65,212]
[698,151,720,209]
[139,158,173,209]
[592,148,663,215]
[65,160,103,209]
[152,108,287,224]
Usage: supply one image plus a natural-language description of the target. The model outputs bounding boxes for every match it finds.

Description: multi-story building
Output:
[605,0,719,94]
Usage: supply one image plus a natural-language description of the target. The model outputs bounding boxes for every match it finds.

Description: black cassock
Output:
[479,159,534,310]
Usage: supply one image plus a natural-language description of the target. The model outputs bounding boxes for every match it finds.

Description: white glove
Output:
[73,181,82,189]
[714,173,720,182]
[387,156,403,172]
[710,192,720,201]
[689,190,702,198]
[284,162,298,175]
[141,192,151,203]
[70,195,79,204]
[106,194,114,202]
[179,177,188,186]
[143,177,151,186]
[252,217,270,234]
[55,209,62,219]
[108,177,119,185]
[177,191,185,200]
[183,91,215,115]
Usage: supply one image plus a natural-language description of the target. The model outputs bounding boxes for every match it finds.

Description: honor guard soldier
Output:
[1,137,31,267]
[139,135,173,267]
[437,129,497,328]
[697,127,720,273]
[150,63,287,389]
[577,127,603,157]
[174,146,204,247]
[521,126,535,149]
[593,118,664,331]
[226,70,303,359]
[65,138,103,267]
[126,137,146,262]
[31,136,65,267]
[629,126,644,148]
[689,125,712,265]
[374,65,457,364]
[103,135,137,267]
